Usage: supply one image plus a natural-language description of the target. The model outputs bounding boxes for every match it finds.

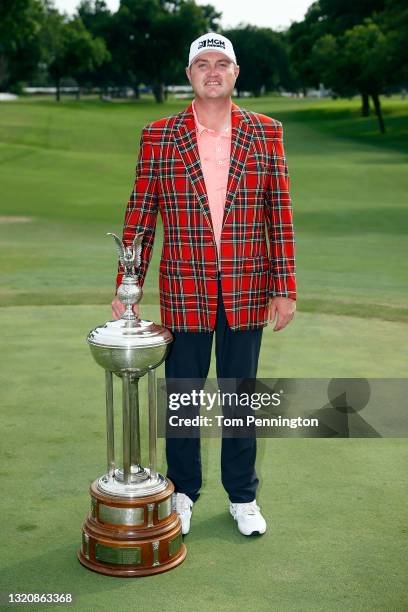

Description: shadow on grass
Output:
[2,288,408,323]
[14,96,188,113]
[299,298,408,323]
[184,511,267,544]
[296,206,408,235]
[261,104,408,155]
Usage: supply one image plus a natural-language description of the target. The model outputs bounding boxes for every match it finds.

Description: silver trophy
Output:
[78,233,186,577]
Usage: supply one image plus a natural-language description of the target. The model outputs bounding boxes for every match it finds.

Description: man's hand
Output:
[111,296,140,320]
[267,297,296,332]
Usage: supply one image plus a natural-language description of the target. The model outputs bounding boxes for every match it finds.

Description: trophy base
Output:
[78,477,186,577]
[77,546,186,578]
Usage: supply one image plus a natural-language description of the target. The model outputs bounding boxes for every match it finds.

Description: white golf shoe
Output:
[230,500,267,536]
[173,493,194,535]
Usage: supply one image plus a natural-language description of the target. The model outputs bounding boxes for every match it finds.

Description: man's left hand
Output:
[267,297,296,331]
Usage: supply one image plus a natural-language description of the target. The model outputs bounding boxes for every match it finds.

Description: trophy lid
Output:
[88,318,172,349]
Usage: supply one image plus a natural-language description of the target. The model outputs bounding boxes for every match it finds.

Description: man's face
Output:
[186,51,239,100]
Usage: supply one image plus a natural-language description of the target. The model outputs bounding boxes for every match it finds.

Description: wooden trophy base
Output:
[78,478,186,577]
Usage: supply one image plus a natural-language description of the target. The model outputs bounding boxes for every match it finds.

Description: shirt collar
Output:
[192,99,231,136]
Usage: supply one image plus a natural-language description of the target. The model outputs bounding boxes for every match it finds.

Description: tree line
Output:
[0,0,406,131]
[287,0,408,132]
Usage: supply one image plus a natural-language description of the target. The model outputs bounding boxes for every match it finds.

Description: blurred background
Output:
[1,2,407,610]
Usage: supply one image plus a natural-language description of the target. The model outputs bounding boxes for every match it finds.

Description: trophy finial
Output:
[107,232,143,276]
[108,232,144,325]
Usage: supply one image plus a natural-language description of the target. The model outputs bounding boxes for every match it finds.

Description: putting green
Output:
[0,305,407,610]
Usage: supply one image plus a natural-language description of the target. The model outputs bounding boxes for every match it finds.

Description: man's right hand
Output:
[111,296,140,320]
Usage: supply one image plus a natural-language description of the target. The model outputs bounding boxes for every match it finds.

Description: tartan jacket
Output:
[116,101,296,332]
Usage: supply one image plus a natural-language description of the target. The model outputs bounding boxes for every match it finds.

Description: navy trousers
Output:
[165,273,263,503]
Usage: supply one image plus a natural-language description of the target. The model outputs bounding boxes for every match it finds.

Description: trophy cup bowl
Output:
[88,318,173,375]
[77,233,186,577]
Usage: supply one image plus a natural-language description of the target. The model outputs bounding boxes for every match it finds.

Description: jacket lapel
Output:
[173,107,212,228]
[173,102,254,232]
[223,103,254,229]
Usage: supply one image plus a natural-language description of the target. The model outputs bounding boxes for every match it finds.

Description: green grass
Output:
[1,305,407,611]
[0,94,407,320]
[1,94,407,610]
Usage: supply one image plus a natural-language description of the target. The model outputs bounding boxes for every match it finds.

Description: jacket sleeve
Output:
[265,121,296,300]
[115,127,159,291]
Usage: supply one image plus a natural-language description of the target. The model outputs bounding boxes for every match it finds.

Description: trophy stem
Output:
[130,378,141,468]
[148,369,157,479]
[122,373,132,484]
[105,370,115,478]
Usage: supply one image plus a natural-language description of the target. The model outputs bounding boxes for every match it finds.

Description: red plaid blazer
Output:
[116,102,296,332]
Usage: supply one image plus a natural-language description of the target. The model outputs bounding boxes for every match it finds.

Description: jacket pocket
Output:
[160,259,208,279]
[242,256,270,273]
[245,159,266,173]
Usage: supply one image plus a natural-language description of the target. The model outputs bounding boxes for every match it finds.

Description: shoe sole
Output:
[238,527,266,536]
[231,517,266,536]
[230,511,266,536]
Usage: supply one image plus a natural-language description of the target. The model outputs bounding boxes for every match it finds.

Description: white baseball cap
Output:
[188,32,237,68]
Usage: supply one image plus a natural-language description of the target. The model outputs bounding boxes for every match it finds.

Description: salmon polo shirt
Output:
[192,99,232,269]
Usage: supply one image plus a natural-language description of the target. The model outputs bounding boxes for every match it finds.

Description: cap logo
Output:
[198,39,226,50]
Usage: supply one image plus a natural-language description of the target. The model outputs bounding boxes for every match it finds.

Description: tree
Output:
[45,15,110,101]
[225,26,290,97]
[288,0,389,115]
[0,0,45,91]
[318,0,386,34]
[78,0,111,37]
[342,20,389,132]
[113,0,218,103]
[376,0,408,86]
[287,2,328,96]
[199,3,222,32]
[311,18,391,132]
[77,0,121,94]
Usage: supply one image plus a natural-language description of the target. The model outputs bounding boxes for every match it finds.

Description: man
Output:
[112,32,296,536]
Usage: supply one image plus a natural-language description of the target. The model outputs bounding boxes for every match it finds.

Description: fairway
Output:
[1,95,407,610]
[1,95,407,317]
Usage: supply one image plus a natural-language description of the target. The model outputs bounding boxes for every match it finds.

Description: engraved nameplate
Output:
[98,504,144,526]
[168,533,182,557]
[95,543,142,565]
[158,498,172,521]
